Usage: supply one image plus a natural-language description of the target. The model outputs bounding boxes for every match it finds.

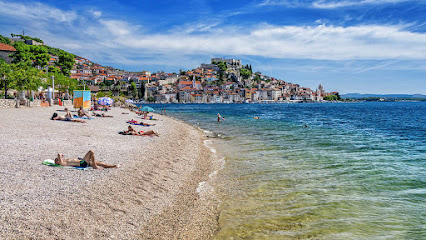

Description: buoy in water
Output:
[254,116,259,119]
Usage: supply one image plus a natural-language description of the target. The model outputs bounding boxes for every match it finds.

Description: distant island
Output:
[0,33,339,103]
[341,93,426,101]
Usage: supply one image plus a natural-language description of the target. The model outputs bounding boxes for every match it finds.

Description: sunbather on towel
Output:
[54,150,119,169]
[139,130,159,136]
[121,125,159,136]
[127,119,155,126]
[92,112,113,117]
[78,106,91,118]
[51,113,86,123]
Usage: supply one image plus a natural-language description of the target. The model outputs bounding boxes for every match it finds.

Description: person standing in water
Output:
[217,113,225,122]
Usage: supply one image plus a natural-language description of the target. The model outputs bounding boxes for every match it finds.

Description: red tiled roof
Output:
[0,43,16,51]
[179,81,193,85]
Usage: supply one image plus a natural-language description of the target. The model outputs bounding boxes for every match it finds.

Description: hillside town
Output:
[69,56,336,103]
[0,35,337,103]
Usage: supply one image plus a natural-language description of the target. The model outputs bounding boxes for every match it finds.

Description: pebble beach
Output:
[0,106,219,239]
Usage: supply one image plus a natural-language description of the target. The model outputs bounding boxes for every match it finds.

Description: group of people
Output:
[50,105,159,169]
[51,107,114,123]
[51,107,87,123]
[92,103,110,111]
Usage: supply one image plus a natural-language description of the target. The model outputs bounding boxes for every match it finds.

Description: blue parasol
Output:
[98,97,114,106]
[140,106,155,112]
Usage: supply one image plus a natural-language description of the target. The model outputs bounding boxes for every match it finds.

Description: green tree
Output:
[96,91,106,98]
[323,95,338,101]
[11,63,43,92]
[216,61,227,72]
[128,81,137,98]
[138,82,145,99]
[47,65,61,74]
[0,34,11,45]
[11,41,32,64]
[254,74,261,83]
[240,68,251,79]
[0,60,14,98]
[47,72,78,95]
[30,45,49,68]
[56,51,74,76]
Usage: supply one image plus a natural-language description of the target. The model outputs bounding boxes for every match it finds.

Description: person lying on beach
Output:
[77,106,91,118]
[120,125,159,136]
[92,112,113,117]
[123,125,139,135]
[51,113,86,123]
[127,119,155,126]
[54,150,119,169]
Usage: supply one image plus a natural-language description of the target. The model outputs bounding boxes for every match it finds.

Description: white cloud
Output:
[259,0,416,8]
[354,60,401,73]
[0,0,77,22]
[91,10,102,18]
[1,0,425,68]
[312,0,414,9]
[99,20,140,36]
[103,24,426,61]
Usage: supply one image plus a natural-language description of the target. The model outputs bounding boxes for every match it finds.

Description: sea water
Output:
[148,102,426,239]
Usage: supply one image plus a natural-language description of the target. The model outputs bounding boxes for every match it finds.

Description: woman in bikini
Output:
[122,125,159,136]
[54,150,119,169]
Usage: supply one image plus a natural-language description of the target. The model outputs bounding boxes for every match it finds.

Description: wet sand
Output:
[0,106,219,239]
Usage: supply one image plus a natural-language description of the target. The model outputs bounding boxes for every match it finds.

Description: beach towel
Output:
[73,115,93,120]
[126,121,152,126]
[42,159,90,170]
[118,131,155,137]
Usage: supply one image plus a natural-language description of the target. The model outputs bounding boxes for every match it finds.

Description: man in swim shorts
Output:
[54,150,119,169]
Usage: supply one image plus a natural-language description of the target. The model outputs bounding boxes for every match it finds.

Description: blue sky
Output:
[1,0,425,94]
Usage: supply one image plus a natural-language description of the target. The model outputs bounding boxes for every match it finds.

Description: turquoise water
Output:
[149,102,425,239]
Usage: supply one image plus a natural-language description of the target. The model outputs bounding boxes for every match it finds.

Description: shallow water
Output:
[147,102,426,239]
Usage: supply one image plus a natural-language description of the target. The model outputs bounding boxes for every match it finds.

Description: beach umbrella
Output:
[125,99,134,104]
[140,106,155,112]
[98,97,114,106]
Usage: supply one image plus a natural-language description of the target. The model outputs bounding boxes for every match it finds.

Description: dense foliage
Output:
[240,68,251,79]
[0,34,11,45]
[0,34,79,99]
[323,94,341,101]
